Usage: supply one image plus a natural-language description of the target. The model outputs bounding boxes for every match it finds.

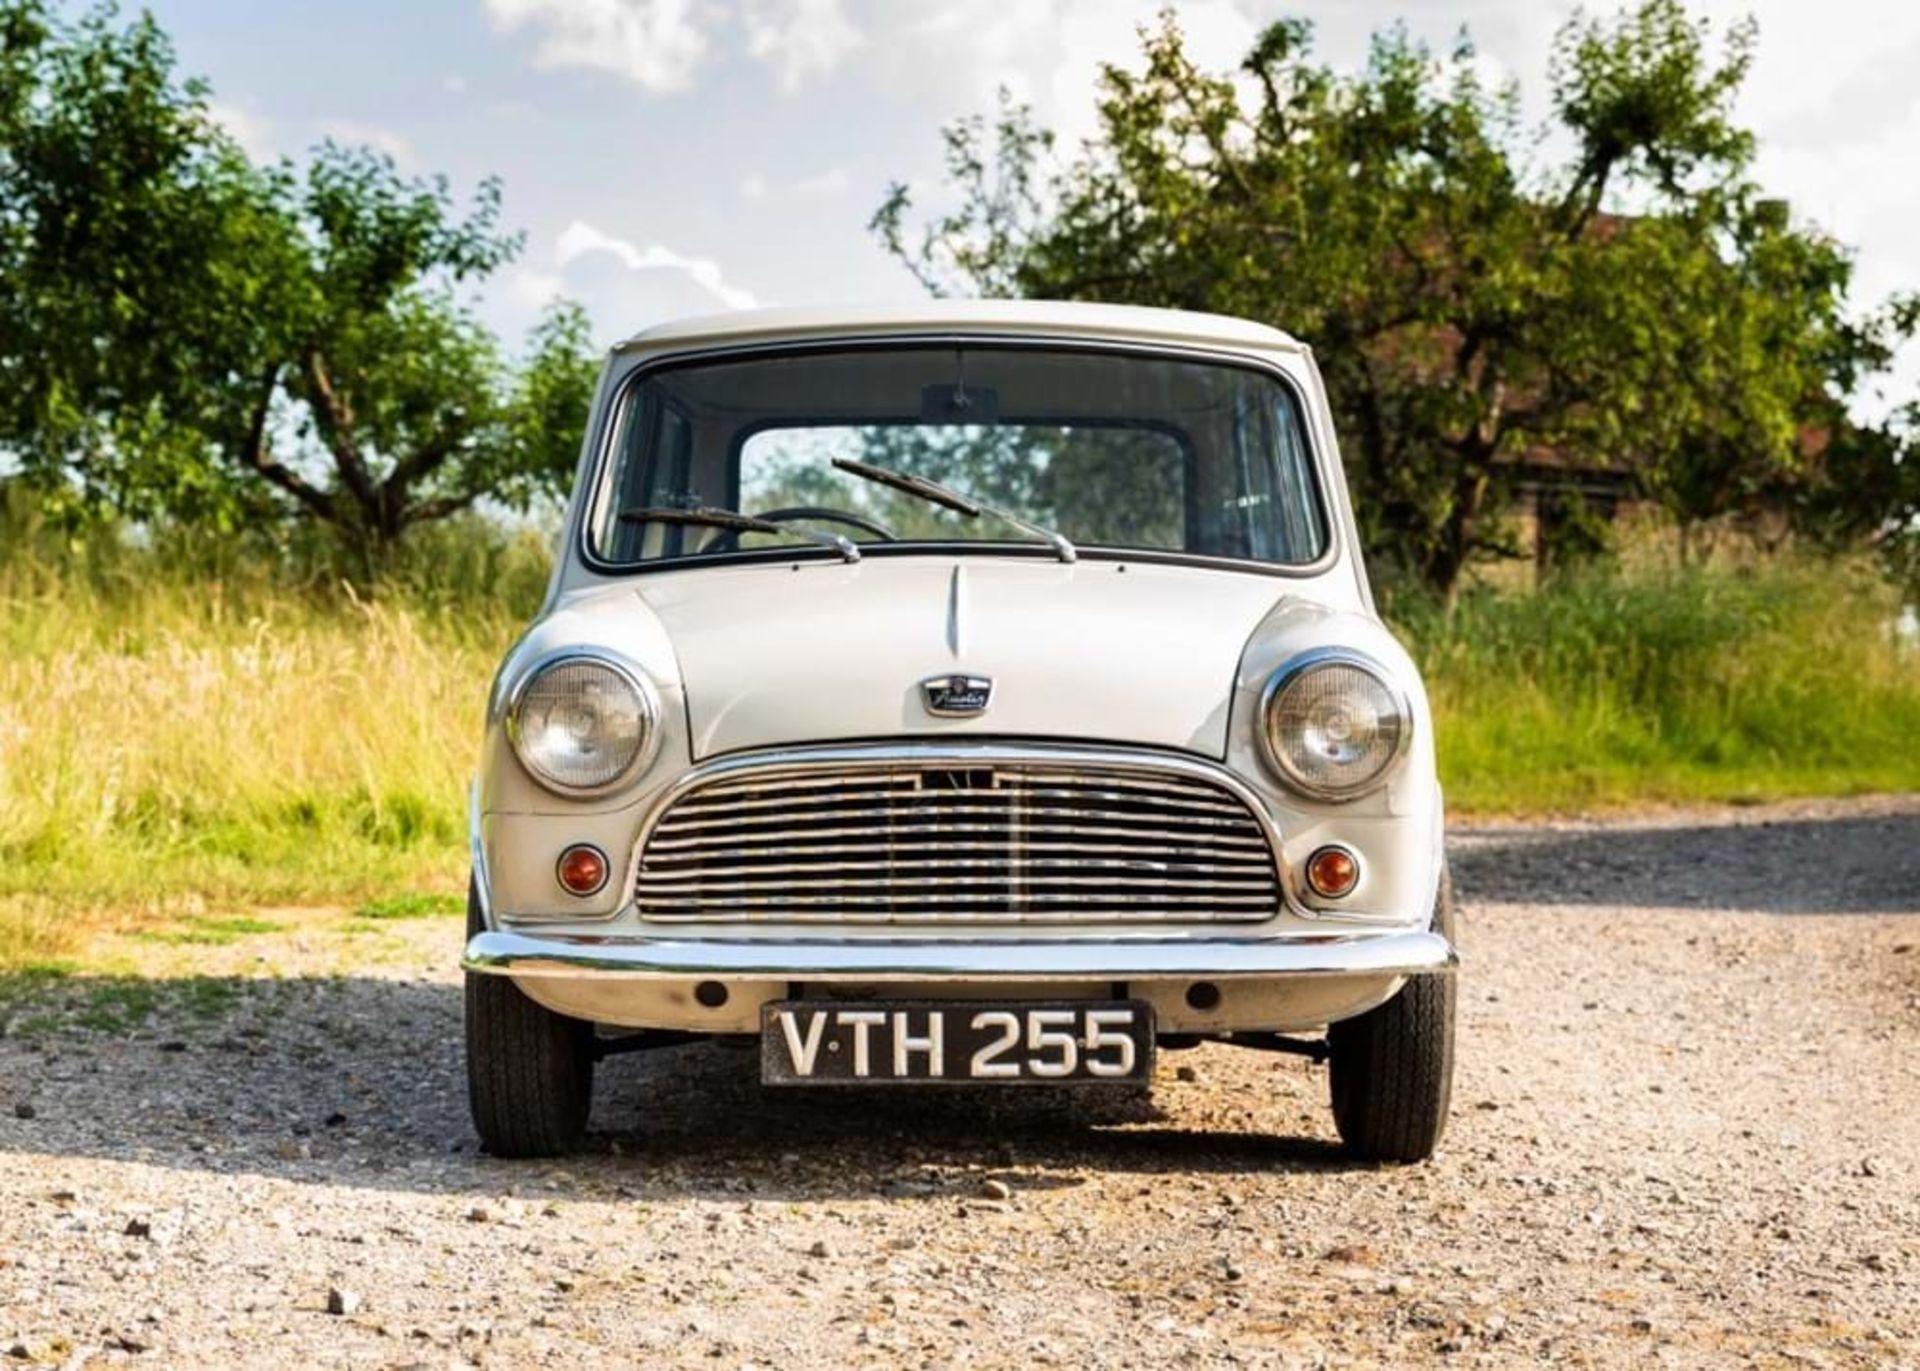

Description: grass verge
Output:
[1401,561,1920,813]
[0,540,528,968]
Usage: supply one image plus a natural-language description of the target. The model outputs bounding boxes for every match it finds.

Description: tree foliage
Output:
[0,0,598,567]
[873,2,1915,595]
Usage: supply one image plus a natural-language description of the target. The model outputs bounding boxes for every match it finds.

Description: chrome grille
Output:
[634,755,1282,923]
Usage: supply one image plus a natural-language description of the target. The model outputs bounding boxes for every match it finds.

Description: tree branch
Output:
[1553,151,1615,242]
[382,429,459,503]
[403,490,484,525]
[1158,46,1258,205]
[237,366,337,521]
[302,349,379,511]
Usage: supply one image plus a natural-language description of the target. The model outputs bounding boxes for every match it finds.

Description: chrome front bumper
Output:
[463,927,1457,982]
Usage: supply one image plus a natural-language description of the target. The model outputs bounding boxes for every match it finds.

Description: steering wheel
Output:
[704,506,898,553]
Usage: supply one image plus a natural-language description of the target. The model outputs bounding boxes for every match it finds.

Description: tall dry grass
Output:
[0,505,546,967]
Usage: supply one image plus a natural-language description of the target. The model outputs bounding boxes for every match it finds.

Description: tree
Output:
[1793,399,1920,595]
[226,146,597,569]
[0,1,598,568]
[873,3,1913,598]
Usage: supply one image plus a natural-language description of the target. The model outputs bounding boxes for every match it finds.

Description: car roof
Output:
[615,299,1305,356]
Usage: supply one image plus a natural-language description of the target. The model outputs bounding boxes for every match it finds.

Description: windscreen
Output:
[588,345,1327,567]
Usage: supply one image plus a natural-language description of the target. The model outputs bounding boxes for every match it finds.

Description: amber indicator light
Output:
[1304,845,1360,899]
[556,844,610,897]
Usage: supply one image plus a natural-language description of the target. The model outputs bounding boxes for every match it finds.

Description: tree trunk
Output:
[1427,463,1491,609]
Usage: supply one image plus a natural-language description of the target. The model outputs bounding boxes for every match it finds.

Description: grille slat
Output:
[642,824,1270,854]
[649,892,1279,907]
[647,800,1258,834]
[652,802,1259,844]
[674,785,1245,819]
[638,874,1278,894]
[638,855,1271,878]
[635,756,1282,924]
[682,769,1236,801]
[640,839,1270,865]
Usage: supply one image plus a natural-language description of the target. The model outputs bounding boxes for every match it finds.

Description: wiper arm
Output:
[830,457,1076,563]
[616,506,860,563]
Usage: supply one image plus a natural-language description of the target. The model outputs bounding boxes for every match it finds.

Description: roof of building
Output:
[616,299,1305,356]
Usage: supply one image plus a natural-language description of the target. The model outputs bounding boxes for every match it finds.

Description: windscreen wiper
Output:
[830,457,1076,563]
[617,506,860,563]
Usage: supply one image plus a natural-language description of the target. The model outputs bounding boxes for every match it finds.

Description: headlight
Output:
[1260,649,1411,801]
[507,654,656,793]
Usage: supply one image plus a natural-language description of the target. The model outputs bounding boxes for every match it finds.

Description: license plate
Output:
[760,1000,1154,1085]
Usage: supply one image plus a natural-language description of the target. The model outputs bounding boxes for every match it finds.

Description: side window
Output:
[1269,390,1324,561]
[602,395,695,561]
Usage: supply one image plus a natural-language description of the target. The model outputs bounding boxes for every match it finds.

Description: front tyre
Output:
[464,878,594,1157]
[1326,865,1457,1162]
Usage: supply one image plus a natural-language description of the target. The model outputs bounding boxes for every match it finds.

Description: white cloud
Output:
[745,0,864,92]
[858,0,1266,151]
[556,219,760,310]
[206,101,274,160]
[317,119,415,166]
[794,166,851,195]
[487,220,763,345]
[477,0,1237,117]
[739,172,770,200]
[483,0,710,94]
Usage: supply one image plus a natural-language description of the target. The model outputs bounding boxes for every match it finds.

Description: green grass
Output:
[133,915,286,947]
[0,969,245,1037]
[1,497,1914,971]
[354,891,465,920]
[1397,560,1920,813]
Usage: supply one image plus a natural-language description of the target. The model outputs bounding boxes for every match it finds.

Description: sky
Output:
[146,0,1920,403]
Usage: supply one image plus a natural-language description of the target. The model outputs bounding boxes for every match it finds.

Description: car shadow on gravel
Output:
[597,1039,1364,1184]
[1449,811,1920,914]
[0,972,1365,1203]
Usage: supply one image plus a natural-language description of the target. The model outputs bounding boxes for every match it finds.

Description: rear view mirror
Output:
[920,383,998,424]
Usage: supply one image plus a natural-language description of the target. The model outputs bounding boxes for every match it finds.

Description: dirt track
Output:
[3,796,1918,1368]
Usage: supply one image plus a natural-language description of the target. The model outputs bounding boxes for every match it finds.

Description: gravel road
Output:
[3,796,1917,1368]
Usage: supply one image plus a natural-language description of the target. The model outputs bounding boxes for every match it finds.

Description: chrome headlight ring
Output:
[504,648,661,796]
[1258,647,1413,802]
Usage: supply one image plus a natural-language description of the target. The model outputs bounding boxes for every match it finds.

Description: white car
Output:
[464,301,1457,1160]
